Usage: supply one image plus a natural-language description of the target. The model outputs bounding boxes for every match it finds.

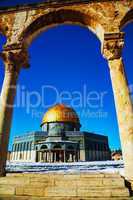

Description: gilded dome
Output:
[41,104,80,125]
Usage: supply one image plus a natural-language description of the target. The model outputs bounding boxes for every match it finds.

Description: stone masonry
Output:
[0,172,131,199]
[0,0,133,188]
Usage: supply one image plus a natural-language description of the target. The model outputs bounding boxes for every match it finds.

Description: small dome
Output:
[41,104,80,126]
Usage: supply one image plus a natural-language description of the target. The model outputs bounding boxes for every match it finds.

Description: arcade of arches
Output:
[37,144,79,163]
[0,0,133,185]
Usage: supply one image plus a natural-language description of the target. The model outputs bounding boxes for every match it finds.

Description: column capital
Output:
[0,47,29,74]
[103,32,124,61]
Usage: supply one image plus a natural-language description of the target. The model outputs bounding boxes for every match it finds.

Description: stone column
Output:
[0,47,29,176]
[69,153,72,162]
[54,152,56,162]
[48,151,51,163]
[64,150,66,162]
[51,151,53,163]
[50,151,52,163]
[46,151,47,162]
[103,32,133,181]
[78,150,80,161]
[44,152,46,162]
[39,152,41,162]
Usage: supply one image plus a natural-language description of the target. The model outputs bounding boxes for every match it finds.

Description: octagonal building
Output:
[11,104,111,162]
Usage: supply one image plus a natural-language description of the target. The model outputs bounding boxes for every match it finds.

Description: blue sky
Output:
[0,0,47,6]
[0,1,133,150]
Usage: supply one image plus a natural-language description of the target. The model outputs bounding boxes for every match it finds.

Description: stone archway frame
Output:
[120,9,133,30]
[0,1,133,185]
[19,8,104,48]
[0,0,132,48]
[20,6,133,183]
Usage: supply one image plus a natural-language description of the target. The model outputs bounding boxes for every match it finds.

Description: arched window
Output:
[40,145,48,150]
[67,145,74,150]
[53,144,62,149]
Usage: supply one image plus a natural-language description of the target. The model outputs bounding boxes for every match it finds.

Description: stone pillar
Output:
[72,153,74,162]
[76,151,79,162]
[44,152,46,162]
[54,152,56,162]
[0,47,29,176]
[41,152,43,161]
[51,151,53,162]
[69,153,72,162]
[46,151,47,162]
[42,152,44,162]
[64,150,66,162]
[59,151,61,162]
[39,152,41,162]
[50,151,52,163]
[49,151,51,163]
[78,150,80,161]
[103,32,133,181]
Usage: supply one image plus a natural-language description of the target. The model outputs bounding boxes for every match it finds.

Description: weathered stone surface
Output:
[0,173,130,198]
[80,172,104,178]
[45,188,77,197]
[77,178,103,187]
[104,173,121,178]
[0,195,131,200]
[77,188,112,197]
[0,0,133,192]
[15,186,44,197]
[0,177,30,185]
[0,0,132,46]
[102,178,125,187]
[6,173,24,177]
[0,186,15,195]
[111,188,129,197]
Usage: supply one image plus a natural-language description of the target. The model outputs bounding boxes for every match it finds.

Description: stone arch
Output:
[120,9,133,30]
[20,9,104,47]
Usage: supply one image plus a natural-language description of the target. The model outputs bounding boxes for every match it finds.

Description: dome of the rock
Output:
[41,104,80,126]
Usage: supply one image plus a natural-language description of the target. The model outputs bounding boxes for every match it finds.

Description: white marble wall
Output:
[10,150,36,162]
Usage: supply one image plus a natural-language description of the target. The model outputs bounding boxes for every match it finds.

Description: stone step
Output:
[0,186,15,195]
[0,185,129,197]
[45,188,129,197]
[0,173,130,199]
[6,172,121,178]
[54,178,125,187]
[0,195,131,200]
[0,177,126,187]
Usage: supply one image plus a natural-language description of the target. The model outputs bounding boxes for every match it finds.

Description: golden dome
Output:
[41,104,80,125]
